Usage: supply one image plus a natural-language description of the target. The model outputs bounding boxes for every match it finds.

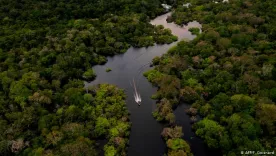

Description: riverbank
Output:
[86,12,204,156]
[145,0,276,155]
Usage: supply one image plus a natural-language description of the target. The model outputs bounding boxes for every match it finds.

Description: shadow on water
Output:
[95,139,108,156]
[85,12,208,156]
[174,103,223,156]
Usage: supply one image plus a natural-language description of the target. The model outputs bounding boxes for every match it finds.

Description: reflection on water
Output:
[86,12,207,156]
[150,12,202,40]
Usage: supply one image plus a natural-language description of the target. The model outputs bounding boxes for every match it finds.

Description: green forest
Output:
[1,0,276,156]
[145,0,276,155]
[0,0,177,155]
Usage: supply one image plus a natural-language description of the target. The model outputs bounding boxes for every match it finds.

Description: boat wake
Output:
[131,79,142,105]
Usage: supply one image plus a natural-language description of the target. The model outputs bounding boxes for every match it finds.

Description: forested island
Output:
[1,0,276,156]
[145,0,276,155]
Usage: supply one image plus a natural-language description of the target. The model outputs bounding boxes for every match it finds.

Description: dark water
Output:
[174,104,222,156]
[86,12,205,156]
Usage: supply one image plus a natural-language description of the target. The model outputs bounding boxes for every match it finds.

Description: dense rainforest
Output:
[0,0,178,155]
[1,0,276,156]
[145,0,276,155]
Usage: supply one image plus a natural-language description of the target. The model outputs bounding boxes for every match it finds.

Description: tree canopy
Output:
[0,0,178,155]
[145,0,276,155]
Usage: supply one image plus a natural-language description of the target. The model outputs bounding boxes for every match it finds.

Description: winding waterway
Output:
[85,12,211,156]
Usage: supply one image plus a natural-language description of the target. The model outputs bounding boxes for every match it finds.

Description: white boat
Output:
[132,79,141,105]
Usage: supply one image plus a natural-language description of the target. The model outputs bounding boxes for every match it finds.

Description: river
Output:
[85,12,214,156]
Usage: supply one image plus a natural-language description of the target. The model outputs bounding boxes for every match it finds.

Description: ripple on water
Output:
[85,12,207,156]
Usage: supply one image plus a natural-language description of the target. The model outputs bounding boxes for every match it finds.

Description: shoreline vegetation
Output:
[106,68,112,72]
[145,0,276,155]
[0,0,178,155]
[1,0,276,156]
[188,27,200,35]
